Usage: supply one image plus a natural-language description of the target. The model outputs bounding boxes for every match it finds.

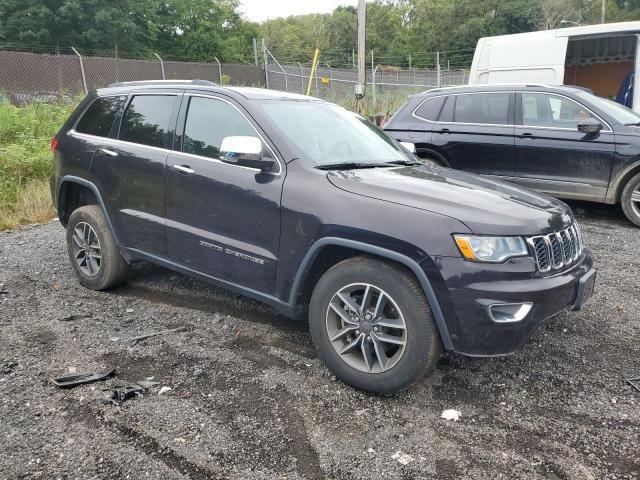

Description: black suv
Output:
[51,80,596,394]
[384,84,640,227]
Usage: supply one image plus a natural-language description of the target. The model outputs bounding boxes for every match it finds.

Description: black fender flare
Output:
[58,175,119,244]
[289,237,454,350]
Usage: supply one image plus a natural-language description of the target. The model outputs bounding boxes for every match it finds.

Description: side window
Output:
[182,96,256,159]
[522,93,592,129]
[76,96,125,137]
[414,96,446,121]
[453,93,510,125]
[438,96,454,122]
[119,95,175,148]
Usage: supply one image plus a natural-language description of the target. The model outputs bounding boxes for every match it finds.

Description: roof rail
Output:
[107,79,218,88]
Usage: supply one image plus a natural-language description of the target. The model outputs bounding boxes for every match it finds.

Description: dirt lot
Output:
[0,201,638,480]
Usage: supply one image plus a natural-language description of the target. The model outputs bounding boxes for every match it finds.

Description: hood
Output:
[327,165,573,236]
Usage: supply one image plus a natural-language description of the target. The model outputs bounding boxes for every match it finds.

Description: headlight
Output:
[453,235,529,262]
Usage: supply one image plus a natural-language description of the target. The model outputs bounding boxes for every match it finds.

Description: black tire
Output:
[416,153,444,167]
[621,172,640,227]
[66,205,129,290]
[309,256,442,395]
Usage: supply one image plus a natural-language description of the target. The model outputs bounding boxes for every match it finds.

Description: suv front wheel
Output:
[621,172,640,227]
[309,256,441,394]
[66,205,130,290]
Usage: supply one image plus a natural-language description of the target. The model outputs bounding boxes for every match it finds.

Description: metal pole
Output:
[214,57,222,84]
[71,47,88,94]
[601,0,606,23]
[252,37,259,66]
[326,63,333,99]
[265,47,288,92]
[154,53,165,80]
[297,62,304,93]
[307,48,320,96]
[356,0,366,113]
[262,39,269,89]
[436,51,441,88]
[373,65,379,114]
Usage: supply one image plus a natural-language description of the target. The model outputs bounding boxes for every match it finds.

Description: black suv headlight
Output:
[453,235,529,263]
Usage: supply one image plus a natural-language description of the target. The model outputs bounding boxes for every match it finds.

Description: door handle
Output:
[171,164,194,174]
[439,128,451,134]
[98,147,118,157]
[520,132,534,138]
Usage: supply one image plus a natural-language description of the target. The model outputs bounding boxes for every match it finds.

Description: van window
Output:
[76,96,125,137]
[119,95,175,148]
[182,97,255,159]
[522,93,592,129]
[414,96,446,121]
[453,93,510,125]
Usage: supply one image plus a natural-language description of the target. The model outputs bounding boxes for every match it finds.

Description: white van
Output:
[469,21,640,112]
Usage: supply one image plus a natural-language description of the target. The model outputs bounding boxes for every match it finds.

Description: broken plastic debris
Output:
[51,368,115,388]
[103,384,144,405]
[158,386,172,395]
[391,451,414,465]
[440,409,461,421]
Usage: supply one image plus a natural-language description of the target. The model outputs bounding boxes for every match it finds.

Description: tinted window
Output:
[76,96,125,137]
[414,96,446,121]
[182,97,255,159]
[119,95,175,148]
[454,93,510,125]
[438,96,454,122]
[522,93,594,129]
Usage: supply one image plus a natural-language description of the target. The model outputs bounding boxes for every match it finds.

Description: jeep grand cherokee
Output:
[50,80,596,394]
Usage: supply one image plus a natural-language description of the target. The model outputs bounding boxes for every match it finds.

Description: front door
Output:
[165,94,284,294]
[513,92,615,201]
[431,92,515,178]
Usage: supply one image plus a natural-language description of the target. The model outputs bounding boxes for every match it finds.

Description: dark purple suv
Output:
[50,80,596,394]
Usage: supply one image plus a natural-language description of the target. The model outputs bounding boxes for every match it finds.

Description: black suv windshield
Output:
[257,101,413,166]
[575,90,640,125]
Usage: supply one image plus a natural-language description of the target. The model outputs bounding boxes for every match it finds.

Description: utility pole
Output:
[356,0,366,114]
[601,0,606,23]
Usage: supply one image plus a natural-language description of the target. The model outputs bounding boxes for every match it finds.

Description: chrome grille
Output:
[527,224,583,272]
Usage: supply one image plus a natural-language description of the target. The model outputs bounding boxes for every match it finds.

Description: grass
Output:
[0,99,75,230]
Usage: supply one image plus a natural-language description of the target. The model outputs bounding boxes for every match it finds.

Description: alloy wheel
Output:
[632,187,640,218]
[325,283,407,373]
[71,222,102,277]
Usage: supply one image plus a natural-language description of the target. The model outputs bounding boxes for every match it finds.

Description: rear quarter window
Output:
[119,95,175,148]
[414,96,446,121]
[75,96,125,137]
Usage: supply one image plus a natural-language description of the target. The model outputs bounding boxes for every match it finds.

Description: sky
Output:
[240,0,359,22]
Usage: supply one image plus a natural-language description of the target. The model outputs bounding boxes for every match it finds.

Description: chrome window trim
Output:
[411,91,515,127]
[520,91,613,133]
[183,93,283,175]
[69,130,174,155]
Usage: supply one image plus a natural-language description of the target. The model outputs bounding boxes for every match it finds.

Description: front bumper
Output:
[435,251,595,356]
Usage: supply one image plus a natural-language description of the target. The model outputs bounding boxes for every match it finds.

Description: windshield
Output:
[257,101,413,166]
[575,91,640,125]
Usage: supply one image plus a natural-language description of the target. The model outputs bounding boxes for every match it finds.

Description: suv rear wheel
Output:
[621,172,640,227]
[66,205,130,290]
[309,256,441,394]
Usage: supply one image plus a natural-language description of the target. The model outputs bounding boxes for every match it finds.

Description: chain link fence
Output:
[264,48,469,115]
[0,48,265,105]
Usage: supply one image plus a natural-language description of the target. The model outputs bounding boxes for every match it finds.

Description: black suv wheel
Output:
[621,172,640,227]
[66,205,130,290]
[309,256,441,395]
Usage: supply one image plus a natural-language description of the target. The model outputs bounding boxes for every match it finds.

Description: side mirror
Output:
[577,118,603,135]
[399,141,416,154]
[219,136,276,172]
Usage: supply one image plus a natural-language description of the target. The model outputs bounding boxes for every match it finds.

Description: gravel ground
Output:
[0,201,638,480]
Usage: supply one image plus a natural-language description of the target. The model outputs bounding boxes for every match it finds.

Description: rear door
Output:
[90,92,181,257]
[512,91,615,201]
[431,92,515,178]
[164,93,284,294]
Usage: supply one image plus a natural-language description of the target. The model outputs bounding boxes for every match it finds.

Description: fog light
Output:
[488,303,532,323]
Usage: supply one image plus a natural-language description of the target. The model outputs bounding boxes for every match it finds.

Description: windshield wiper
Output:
[315,162,397,170]
[387,160,423,166]
[625,122,640,126]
